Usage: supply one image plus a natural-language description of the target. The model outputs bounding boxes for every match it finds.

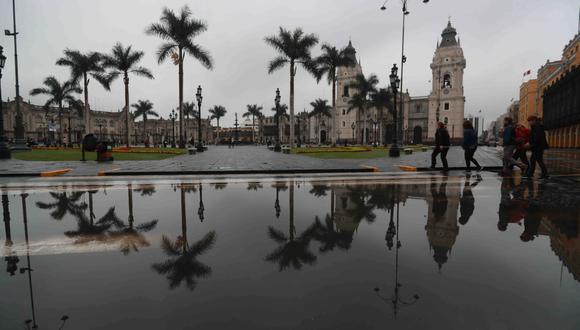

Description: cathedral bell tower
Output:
[427,20,466,142]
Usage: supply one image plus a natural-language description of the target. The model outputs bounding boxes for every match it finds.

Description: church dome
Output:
[439,20,458,47]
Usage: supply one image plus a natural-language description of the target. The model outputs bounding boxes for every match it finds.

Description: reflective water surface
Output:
[1,174,580,329]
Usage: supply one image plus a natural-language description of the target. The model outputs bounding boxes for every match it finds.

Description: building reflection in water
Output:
[152,183,216,291]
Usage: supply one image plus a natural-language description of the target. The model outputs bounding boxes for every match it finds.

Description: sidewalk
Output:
[0,145,505,178]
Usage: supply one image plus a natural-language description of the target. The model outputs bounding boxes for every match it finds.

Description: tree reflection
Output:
[210,182,228,190]
[152,185,216,290]
[134,184,156,196]
[266,182,317,271]
[309,214,352,252]
[247,182,263,191]
[309,183,330,197]
[64,207,118,245]
[36,192,87,220]
[108,185,158,255]
[346,187,376,224]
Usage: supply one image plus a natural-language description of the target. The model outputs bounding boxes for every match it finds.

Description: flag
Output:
[523,70,531,77]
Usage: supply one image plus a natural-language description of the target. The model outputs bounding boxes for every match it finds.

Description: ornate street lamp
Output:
[274,88,282,152]
[198,183,205,222]
[389,64,401,157]
[0,45,11,159]
[5,0,28,151]
[351,122,356,144]
[195,85,204,152]
[169,109,177,148]
[381,0,430,147]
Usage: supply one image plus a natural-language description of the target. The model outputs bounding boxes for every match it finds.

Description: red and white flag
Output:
[523,70,531,77]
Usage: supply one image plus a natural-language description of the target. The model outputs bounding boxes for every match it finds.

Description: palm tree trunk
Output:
[124,74,130,147]
[289,62,295,149]
[58,103,63,146]
[67,112,72,147]
[143,116,147,146]
[180,186,187,253]
[252,114,255,144]
[128,185,134,225]
[216,118,220,143]
[83,73,90,136]
[178,49,185,149]
[331,77,337,145]
[289,182,295,241]
[330,189,335,221]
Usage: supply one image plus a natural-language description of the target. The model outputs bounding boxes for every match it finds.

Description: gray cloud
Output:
[0,0,576,126]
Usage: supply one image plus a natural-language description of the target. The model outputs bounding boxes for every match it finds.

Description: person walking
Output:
[462,120,482,171]
[526,116,549,179]
[502,117,527,175]
[513,123,530,167]
[431,122,450,171]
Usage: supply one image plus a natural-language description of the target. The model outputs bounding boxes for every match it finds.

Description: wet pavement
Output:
[1,173,580,329]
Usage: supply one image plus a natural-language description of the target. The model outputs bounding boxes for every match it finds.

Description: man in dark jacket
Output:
[431,122,450,170]
[526,116,549,179]
[502,117,527,175]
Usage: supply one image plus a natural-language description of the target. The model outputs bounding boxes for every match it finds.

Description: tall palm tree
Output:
[315,44,357,145]
[183,102,196,144]
[36,192,87,220]
[308,99,332,144]
[243,105,263,143]
[208,105,226,144]
[370,88,394,145]
[29,77,82,145]
[56,50,111,136]
[146,5,214,148]
[265,27,319,149]
[131,100,158,145]
[347,74,379,145]
[102,42,154,147]
[256,112,265,144]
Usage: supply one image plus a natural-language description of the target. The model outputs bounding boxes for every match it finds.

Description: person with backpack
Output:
[431,122,450,171]
[502,117,527,175]
[462,120,482,171]
[513,123,530,167]
[526,116,549,179]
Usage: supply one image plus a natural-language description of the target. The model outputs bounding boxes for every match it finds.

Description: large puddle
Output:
[1,174,579,329]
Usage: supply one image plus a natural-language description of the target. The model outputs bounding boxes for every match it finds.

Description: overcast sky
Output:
[0,0,577,127]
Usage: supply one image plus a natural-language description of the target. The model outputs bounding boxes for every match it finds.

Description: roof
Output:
[439,20,458,48]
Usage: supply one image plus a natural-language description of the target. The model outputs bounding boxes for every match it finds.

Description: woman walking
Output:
[462,120,482,171]
[526,116,549,179]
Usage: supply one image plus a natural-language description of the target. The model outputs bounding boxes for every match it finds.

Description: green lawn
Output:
[13,149,185,161]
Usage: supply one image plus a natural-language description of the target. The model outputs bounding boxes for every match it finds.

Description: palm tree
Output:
[183,102,197,145]
[256,112,265,144]
[265,27,319,149]
[146,5,214,148]
[347,74,379,145]
[308,99,332,144]
[208,105,227,144]
[29,77,82,145]
[243,105,263,143]
[315,44,357,145]
[36,192,87,220]
[131,100,158,145]
[370,88,394,145]
[56,50,111,135]
[102,42,154,147]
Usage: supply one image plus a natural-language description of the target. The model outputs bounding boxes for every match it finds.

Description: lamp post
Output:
[4,0,28,151]
[274,88,282,152]
[389,64,401,157]
[95,118,106,140]
[0,45,10,159]
[381,0,430,146]
[351,122,356,144]
[234,113,239,145]
[169,109,177,148]
[198,183,205,222]
[195,85,204,152]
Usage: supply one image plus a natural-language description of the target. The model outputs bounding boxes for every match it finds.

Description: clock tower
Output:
[427,20,466,142]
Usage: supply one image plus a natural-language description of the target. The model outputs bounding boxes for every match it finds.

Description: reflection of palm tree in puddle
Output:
[309,214,352,252]
[266,183,317,271]
[247,182,263,191]
[36,192,87,221]
[347,187,376,224]
[107,185,158,255]
[152,185,216,290]
[64,207,118,245]
[210,182,228,190]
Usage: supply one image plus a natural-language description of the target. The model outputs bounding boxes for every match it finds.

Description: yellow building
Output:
[518,79,538,125]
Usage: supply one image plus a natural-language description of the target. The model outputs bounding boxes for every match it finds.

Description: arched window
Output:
[442,73,452,88]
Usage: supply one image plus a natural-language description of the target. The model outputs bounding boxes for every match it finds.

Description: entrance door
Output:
[320,130,327,144]
[413,126,423,144]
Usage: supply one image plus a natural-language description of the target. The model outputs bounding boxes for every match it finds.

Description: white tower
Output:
[427,21,466,141]
[335,41,363,143]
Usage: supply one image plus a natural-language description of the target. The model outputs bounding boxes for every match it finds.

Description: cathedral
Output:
[330,20,466,145]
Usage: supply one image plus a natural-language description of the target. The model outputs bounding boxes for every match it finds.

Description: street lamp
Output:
[169,109,177,148]
[0,45,11,159]
[274,88,282,152]
[5,0,28,151]
[351,122,356,145]
[389,64,401,157]
[381,0,430,147]
[95,118,106,140]
[195,85,204,152]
